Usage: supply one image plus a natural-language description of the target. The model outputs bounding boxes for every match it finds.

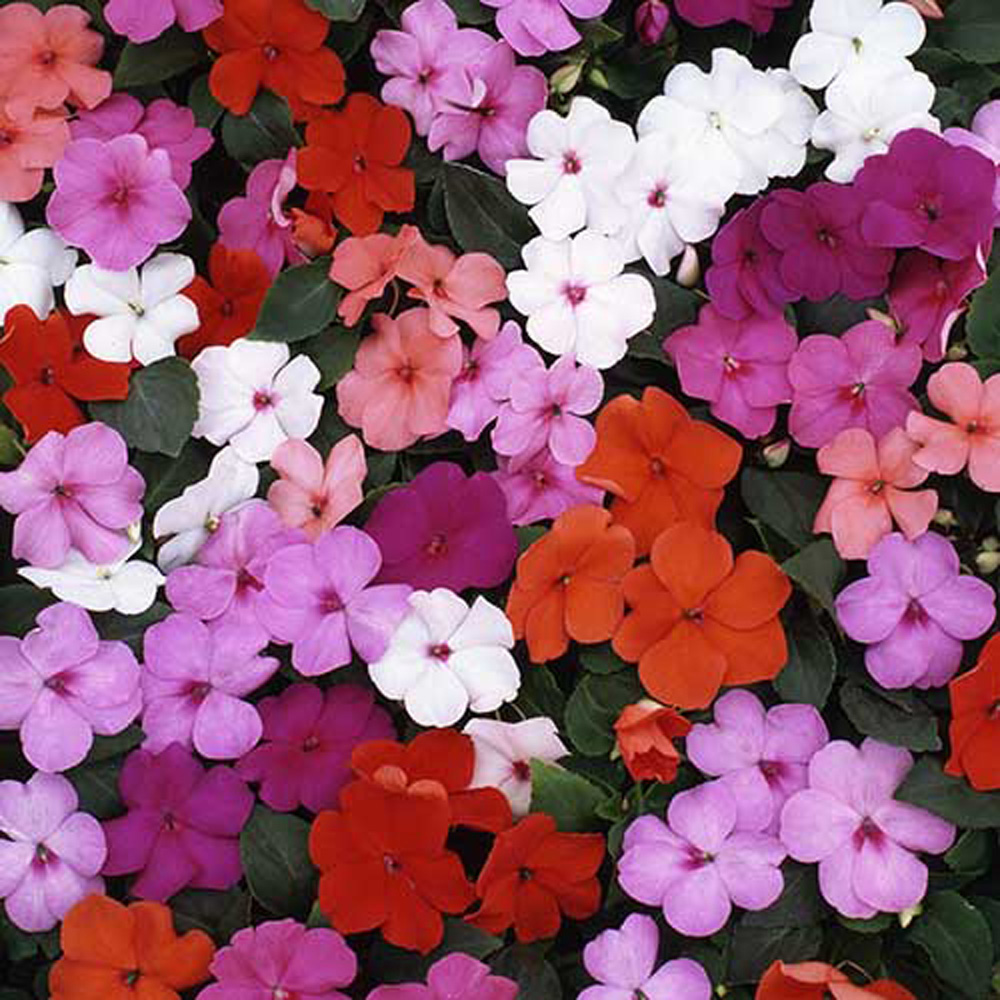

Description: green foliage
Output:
[529,760,605,832]
[114,27,206,86]
[306,0,367,20]
[741,468,827,548]
[222,92,299,165]
[239,806,317,918]
[896,757,1000,828]
[774,614,837,708]
[935,0,1000,63]
[909,892,994,998]
[251,259,341,343]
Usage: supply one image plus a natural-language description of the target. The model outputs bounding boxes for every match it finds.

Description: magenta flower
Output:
[665,304,797,439]
[835,532,996,690]
[367,953,518,1000]
[47,134,191,271]
[0,423,144,570]
[493,446,604,526]
[365,462,518,592]
[141,614,279,760]
[258,526,412,677]
[617,782,786,937]
[102,743,253,902]
[71,94,213,188]
[104,0,222,43]
[635,0,670,46]
[787,321,921,449]
[480,0,611,56]
[855,128,998,262]
[236,683,394,814]
[674,0,792,33]
[944,100,1000,211]
[198,918,357,1000]
[0,603,141,773]
[0,772,105,933]
[780,738,955,918]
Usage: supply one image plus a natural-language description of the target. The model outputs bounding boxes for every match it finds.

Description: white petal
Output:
[449,595,513,650]
[506,158,563,207]
[409,588,471,642]
[449,647,520,712]
[229,410,286,464]
[64,265,138,316]
[9,229,76,286]
[403,666,468,727]
[83,315,137,364]
[0,264,54,318]
[139,253,195,307]
[790,32,852,89]
[109,562,164,615]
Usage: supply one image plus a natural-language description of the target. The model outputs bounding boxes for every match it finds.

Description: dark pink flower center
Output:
[649,457,666,478]
[512,760,531,781]
[36,50,56,67]
[867,478,886,495]
[0,129,12,147]
[425,532,447,556]
[722,354,741,376]
[816,227,837,248]
[853,816,884,848]
[302,735,320,752]
[187,681,212,703]
[110,183,132,207]
[320,590,343,614]
[428,642,451,661]
[34,843,54,865]
[904,598,928,625]
[934,279,950,301]
[759,760,785,784]
[647,185,667,208]
[44,672,69,694]
[531,470,548,489]
[262,44,279,61]
[562,152,582,175]
[563,283,587,307]
[460,358,480,383]
[919,199,941,222]
[236,567,264,592]
[52,483,72,498]
[310,496,327,518]
[253,390,275,411]
[162,812,181,832]
[396,363,415,383]
[417,67,435,84]
[684,844,714,869]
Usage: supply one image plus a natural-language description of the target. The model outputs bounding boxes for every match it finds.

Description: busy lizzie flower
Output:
[481,0,611,56]
[944,100,1000,210]
[0,203,76,322]
[757,961,916,1000]
[673,0,792,33]
[329,227,420,326]
[104,0,222,43]
[493,446,604,526]
[946,635,1000,791]
[367,953,517,1000]
[0,105,69,203]
[635,0,670,44]
[614,701,692,785]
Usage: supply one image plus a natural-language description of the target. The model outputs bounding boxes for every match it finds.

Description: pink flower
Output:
[0,423,144,569]
[481,0,611,56]
[673,0,792,33]
[665,304,796,440]
[635,0,670,45]
[0,603,141,773]
[47,134,191,271]
[105,0,223,44]
[493,446,604,525]
[0,105,69,203]
[369,955,517,1000]
[788,321,921,449]
[814,427,938,560]
[906,362,1000,492]
[267,435,366,541]
[329,226,420,327]
[944,100,1000,211]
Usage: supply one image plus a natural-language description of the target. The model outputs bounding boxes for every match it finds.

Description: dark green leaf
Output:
[839,681,941,751]
[188,74,224,131]
[170,887,252,943]
[0,585,54,636]
[909,891,993,998]
[966,263,1000,360]
[936,0,1000,64]
[944,829,992,877]
[66,757,123,819]
[579,642,628,675]
[529,760,604,832]
[298,327,360,390]
[741,468,827,547]
[774,615,837,708]
[795,295,882,335]
[222,92,299,165]
[0,422,24,466]
[444,0,494,24]
[741,861,825,928]
[251,259,340,343]
[82,726,144,764]
[491,945,562,1000]
[114,27,206,87]
[240,805,316,917]
[782,539,844,618]
[515,665,566,722]
[92,604,171,654]
[134,440,215,515]
[648,275,701,338]
[727,924,823,984]
[565,670,642,756]
[306,0,366,19]
[895,756,1000,828]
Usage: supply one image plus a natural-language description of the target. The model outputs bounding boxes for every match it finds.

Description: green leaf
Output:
[297,327,359,390]
[529,760,604,832]
[774,615,837,708]
[82,726,144,764]
[741,861,825,929]
[222,92,299,165]
[895,756,1000,828]
[251,259,340,343]
[909,891,993,998]
[114,27,206,87]
[92,604,171,654]
[188,74,224,131]
[134,439,215,515]
[91,359,199,458]
[565,670,642,756]
[741,468,827,548]
[0,422,24,466]
[944,829,992,878]
[66,757,123,819]
[444,0,495,24]
[727,924,824,984]
[966,263,1000,360]
[240,805,316,917]
[170,887,252,944]
[515,666,565,723]
[579,642,628,675]
[648,275,701,338]
[0,585,54,636]
[781,539,844,618]
[839,680,941,751]
[795,295,882,335]
[936,0,1000,64]
[491,945,562,1000]
[306,0,366,19]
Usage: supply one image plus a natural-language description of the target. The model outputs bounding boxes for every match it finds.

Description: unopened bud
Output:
[127,520,142,544]
[635,0,670,46]
[898,902,922,928]
[550,62,583,96]
[676,244,701,288]
[866,307,900,332]
[946,341,969,361]
[977,538,1000,575]
[587,66,610,90]
[763,438,791,469]
[932,508,958,529]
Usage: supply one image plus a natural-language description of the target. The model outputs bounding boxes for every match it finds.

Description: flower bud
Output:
[550,62,583,96]
[866,307,900,333]
[587,65,610,90]
[635,0,670,46]
[946,341,969,361]
[898,902,922,928]
[932,508,958,529]
[676,244,700,288]
[977,537,1000,576]
[763,438,791,469]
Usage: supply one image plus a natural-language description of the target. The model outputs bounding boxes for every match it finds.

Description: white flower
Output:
[0,203,76,322]
[192,340,323,464]
[152,447,260,571]
[506,231,655,370]
[369,589,520,728]
[462,717,569,817]
[811,62,938,181]
[790,0,926,90]
[64,253,200,365]
[506,97,636,241]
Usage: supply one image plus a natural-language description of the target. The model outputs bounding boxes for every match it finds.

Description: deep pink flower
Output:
[480,0,611,56]
[367,953,518,1000]
[104,0,222,43]
[674,0,792,33]
[493,446,604,526]
[635,0,670,45]
[944,100,1000,211]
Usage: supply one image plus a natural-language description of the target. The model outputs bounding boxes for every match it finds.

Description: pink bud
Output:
[904,0,944,18]
[635,0,669,46]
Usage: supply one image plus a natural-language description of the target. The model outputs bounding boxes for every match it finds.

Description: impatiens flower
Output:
[835,532,996,689]
[65,254,200,365]
[267,436,366,540]
[614,523,791,710]
[946,635,1000,791]
[192,340,323,464]
[0,602,141,772]
[463,717,569,817]
[47,135,191,272]
[0,203,76,321]
[329,227,420,326]
[780,738,955,918]
[237,683,393,813]
[581,914,712,1000]
[203,0,345,116]
[906,363,1000,492]
[102,743,254,901]
[757,961,916,1000]
[687,689,829,833]
[507,231,656,370]
[493,446,604,526]
[576,387,743,556]
[673,0,792,32]
[469,813,604,943]
[614,701,692,785]
[665,305,796,439]
[310,778,475,954]
[369,588,519,727]
[141,614,279,759]
[505,97,634,241]
[814,427,938,560]
[365,462,518,592]
[0,772,105,932]
[482,0,611,56]
[618,782,786,937]
[259,526,412,676]
[635,0,670,44]
[0,105,69,202]
[944,100,1000,210]
[337,308,463,451]
[367,953,517,1000]
[0,422,144,569]
[105,0,222,43]
[50,895,214,1000]
[788,321,921,449]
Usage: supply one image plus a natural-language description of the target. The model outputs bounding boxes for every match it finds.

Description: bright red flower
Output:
[614,701,691,783]
[756,961,915,999]
[946,634,1000,791]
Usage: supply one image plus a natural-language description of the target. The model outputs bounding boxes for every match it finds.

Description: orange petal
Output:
[704,550,790,630]
[649,523,733,610]
[61,895,136,969]
[637,621,726,710]
[565,577,625,644]
[710,617,789,687]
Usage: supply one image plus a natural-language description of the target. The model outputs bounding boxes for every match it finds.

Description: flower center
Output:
[353,154,367,174]
[647,185,668,208]
[512,759,531,781]
[52,483,72,498]
[40,366,56,385]
[683,607,704,623]
[236,567,263,592]
[122,970,141,988]
[263,44,279,61]
[253,390,275,411]
[44,672,69,694]
[816,227,837,248]
[34,843,54,865]
[722,354,741,375]
[934,279,950,301]
[220,299,235,317]
[851,36,864,53]
[425,532,447,556]
[310,496,327,518]
[531,470,547,489]
[868,479,886,495]
[417,67,434,84]
[563,282,587,307]
[920,199,941,222]
[966,420,981,434]
[707,110,723,130]
[272,989,291,1000]
[302,734,320,752]
[0,129,12,146]
[517,866,533,881]
[36,49,56,67]
[759,760,784,784]
[989,700,1000,720]
[428,642,451,661]
[383,853,401,873]
[904,598,928,625]
[187,681,212,703]
[396,363,415,383]
[461,358,480,382]
[649,457,665,477]
[320,589,343,614]
[562,151,582,175]
[742,248,757,264]
[432,278,447,298]
[854,816,884,847]
[162,811,181,832]
[111,183,131,207]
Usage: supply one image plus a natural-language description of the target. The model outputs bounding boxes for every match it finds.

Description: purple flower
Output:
[367,953,518,1000]
[617,782,786,937]
[855,128,998,262]
[835,532,996,690]
[665,304,797,439]
[236,683,394,814]
[674,0,792,33]
[481,0,611,56]
[787,321,921,449]
[427,40,547,175]
[47,134,191,271]
[102,743,253,902]
[104,0,222,43]
[944,100,1000,212]
[0,603,141,773]
[780,738,955,918]
[141,614,279,760]
[0,772,105,933]
[493,446,604,526]
[635,0,670,46]
[365,462,518,592]
[581,914,711,1000]
[258,526,412,677]
[0,423,144,570]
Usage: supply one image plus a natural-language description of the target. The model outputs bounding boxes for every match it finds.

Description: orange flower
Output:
[576,387,742,556]
[506,505,636,664]
[298,94,415,236]
[614,700,691,783]
[946,634,1000,791]
[49,895,213,1000]
[614,523,791,710]
[756,961,915,999]
[203,0,345,117]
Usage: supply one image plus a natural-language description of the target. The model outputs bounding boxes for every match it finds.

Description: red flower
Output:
[614,701,691,783]
[468,813,604,943]
[0,306,130,443]
[946,634,1000,790]
[298,94,415,236]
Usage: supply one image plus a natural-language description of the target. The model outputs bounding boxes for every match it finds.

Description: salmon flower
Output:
[329,226,420,326]
[0,105,69,203]
[756,961,915,999]
[576,387,742,556]
[946,635,1000,791]
[614,523,791,710]
[614,700,692,783]
[506,504,636,663]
